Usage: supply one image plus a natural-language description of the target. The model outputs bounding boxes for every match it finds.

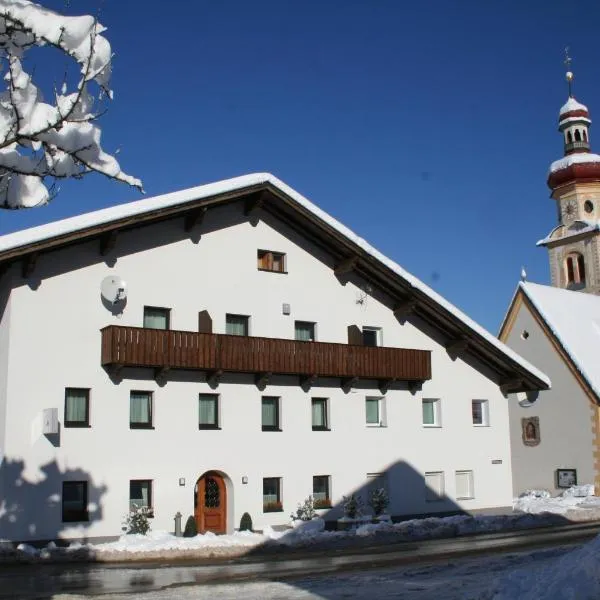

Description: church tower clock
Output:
[539,61,600,294]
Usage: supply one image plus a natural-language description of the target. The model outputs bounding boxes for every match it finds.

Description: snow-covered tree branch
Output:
[0,0,142,208]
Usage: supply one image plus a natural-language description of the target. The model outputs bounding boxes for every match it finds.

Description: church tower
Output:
[539,63,600,293]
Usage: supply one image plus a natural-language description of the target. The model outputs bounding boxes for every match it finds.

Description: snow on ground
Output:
[1,485,598,564]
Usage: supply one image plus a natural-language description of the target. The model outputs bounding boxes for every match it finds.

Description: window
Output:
[366,472,389,502]
[366,396,386,427]
[311,398,329,430]
[422,399,441,427]
[64,388,90,427]
[295,321,316,342]
[130,480,153,514]
[257,250,286,273]
[425,471,445,502]
[362,326,381,347]
[455,470,474,500]
[575,128,582,142]
[565,252,586,287]
[263,477,282,512]
[226,314,249,336]
[471,399,489,426]
[262,396,280,431]
[313,475,331,508]
[143,306,170,330]
[130,391,153,429]
[62,481,88,522]
[199,394,219,429]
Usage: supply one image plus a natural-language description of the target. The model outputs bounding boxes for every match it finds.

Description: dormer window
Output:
[258,250,286,273]
[565,252,586,288]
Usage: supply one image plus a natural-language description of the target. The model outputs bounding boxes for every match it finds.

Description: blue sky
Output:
[4,0,600,332]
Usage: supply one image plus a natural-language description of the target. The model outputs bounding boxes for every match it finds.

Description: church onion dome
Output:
[559,96,590,124]
[548,153,600,189]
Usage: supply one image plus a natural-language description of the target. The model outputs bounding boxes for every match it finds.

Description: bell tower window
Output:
[567,131,573,144]
[565,252,586,288]
[575,129,582,142]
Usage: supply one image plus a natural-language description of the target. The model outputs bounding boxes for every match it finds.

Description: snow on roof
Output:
[520,282,600,398]
[549,152,600,174]
[560,96,589,116]
[536,220,600,246]
[0,172,550,388]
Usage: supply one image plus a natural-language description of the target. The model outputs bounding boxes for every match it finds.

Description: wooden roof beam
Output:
[393,298,417,321]
[100,230,118,256]
[244,192,267,217]
[21,253,37,279]
[184,206,207,232]
[335,256,359,276]
[445,338,469,355]
[500,377,524,395]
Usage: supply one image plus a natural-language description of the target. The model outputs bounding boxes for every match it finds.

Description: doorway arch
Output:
[195,471,230,534]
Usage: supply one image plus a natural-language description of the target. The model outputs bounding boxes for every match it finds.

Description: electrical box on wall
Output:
[42,408,59,434]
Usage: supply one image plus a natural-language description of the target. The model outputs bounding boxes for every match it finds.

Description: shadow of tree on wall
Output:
[0,456,107,544]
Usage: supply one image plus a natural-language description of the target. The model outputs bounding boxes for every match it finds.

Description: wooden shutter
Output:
[198,310,213,333]
[347,325,363,346]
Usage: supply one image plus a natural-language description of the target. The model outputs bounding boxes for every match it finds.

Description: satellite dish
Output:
[101,275,127,304]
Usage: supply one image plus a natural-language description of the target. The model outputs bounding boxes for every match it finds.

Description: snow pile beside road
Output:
[514,485,600,515]
[488,533,600,600]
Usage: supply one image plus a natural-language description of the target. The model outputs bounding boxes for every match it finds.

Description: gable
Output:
[0,173,549,393]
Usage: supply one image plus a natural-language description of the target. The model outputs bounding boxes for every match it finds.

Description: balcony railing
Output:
[101,326,431,382]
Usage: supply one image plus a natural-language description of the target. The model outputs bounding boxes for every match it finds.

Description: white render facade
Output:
[0,174,548,543]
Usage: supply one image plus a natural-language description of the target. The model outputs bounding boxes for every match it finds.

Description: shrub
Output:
[291,495,316,521]
[124,504,151,535]
[239,512,253,532]
[342,494,364,519]
[369,487,390,516]
[183,515,198,537]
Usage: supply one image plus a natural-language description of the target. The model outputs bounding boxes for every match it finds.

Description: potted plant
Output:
[337,494,368,530]
[369,487,391,522]
[290,496,325,533]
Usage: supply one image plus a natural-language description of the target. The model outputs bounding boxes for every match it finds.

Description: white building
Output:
[500,74,600,496]
[0,173,548,543]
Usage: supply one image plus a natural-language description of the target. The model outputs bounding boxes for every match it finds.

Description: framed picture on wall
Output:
[556,468,577,489]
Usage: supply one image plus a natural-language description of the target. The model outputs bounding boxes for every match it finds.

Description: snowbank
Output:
[514,485,600,515]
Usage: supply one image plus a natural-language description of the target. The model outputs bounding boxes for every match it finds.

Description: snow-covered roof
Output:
[536,220,600,246]
[0,172,550,389]
[549,152,600,174]
[560,97,589,116]
[519,282,600,399]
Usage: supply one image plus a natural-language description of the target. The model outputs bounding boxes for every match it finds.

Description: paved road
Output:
[2,522,599,599]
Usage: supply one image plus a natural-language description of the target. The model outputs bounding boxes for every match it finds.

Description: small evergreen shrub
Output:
[342,494,364,519]
[369,487,390,516]
[124,504,151,535]
[183,515,198,537]
[290,495,316,521]
[239,512,253,532]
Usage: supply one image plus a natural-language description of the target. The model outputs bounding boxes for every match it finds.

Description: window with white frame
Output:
[422,399,441,427]
[471,399,489,426]
[311,398,329,430]
[365,396,386,427]
[425,471,445,502]
[262,396,281,431]
[362,326,382,347]
[199,393,219,429]
[455,470,474,500]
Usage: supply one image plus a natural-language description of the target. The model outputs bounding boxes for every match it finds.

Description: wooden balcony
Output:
[101,325,431,384]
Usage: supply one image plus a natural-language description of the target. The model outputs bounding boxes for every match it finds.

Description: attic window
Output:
[258,250,286,273]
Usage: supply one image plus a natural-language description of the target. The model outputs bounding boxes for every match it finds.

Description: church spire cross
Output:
[564,47,574,97]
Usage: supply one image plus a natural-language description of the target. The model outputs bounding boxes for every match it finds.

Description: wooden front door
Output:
[195,472,227,534]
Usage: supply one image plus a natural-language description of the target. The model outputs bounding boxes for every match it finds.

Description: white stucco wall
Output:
[504,302,595,495]
[1,202,514,542]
